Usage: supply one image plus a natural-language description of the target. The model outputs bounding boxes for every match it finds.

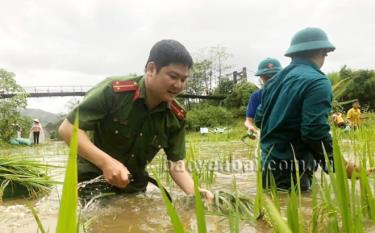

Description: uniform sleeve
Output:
[164,121,186,161]
[245,94,252,117]
[254,104,264,128]
[300,77,332,141]
[246,91,261,118]
[66,78,113,130]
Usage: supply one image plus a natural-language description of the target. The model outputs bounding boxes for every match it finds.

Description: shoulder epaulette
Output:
[112,80,138,92]
[170,100,186,120]
[112,80,140,100]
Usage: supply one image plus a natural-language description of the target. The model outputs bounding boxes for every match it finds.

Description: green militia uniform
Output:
[255,58,334,191]
[67,75,186,196]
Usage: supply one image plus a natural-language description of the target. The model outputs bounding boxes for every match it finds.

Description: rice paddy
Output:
[0,114,374,233]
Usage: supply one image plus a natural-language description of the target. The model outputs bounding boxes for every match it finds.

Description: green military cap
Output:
[255,58,282,77]
[285,27,335,57]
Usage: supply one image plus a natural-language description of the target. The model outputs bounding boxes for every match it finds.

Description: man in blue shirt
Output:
[255,27,360,191]
[244,58,282,135]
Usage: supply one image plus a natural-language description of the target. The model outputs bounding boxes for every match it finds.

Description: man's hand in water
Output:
[199,188,214,204]
[101,157,131,188]
[345,161,375,179]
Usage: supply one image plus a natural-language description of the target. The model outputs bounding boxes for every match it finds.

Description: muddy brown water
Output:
[0,140,345,233]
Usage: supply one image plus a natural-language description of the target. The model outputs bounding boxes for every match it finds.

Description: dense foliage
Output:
[328,66,375,111]
[186,103,233,130]
[221,80,258,117]
[0,69,30,141]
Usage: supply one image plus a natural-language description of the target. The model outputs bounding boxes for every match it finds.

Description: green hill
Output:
[20,108,62,125]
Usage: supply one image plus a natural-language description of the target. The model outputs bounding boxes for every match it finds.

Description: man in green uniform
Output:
[244,58,282,135]
[255,27,359,191]
[59,40,213,201]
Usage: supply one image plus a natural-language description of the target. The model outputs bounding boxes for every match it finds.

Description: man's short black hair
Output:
[146,39,193,72]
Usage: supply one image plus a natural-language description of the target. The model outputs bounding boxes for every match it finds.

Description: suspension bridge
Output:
[0,86,226,100]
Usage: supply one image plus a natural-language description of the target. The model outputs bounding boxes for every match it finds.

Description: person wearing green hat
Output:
[244,58,282,137]
[255,27,362,191]
[58,39,214,203]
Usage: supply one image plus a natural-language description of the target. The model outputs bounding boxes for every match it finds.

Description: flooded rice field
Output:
[1,128,375,232]
[0,139,269,233]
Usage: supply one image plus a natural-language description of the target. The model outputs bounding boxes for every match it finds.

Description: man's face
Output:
[315,49,328,68]
[146,62,189,102]
[259,76,270,85]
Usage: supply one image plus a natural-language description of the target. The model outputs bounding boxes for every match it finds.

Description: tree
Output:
[188,46,233,95]
[188,59,212,95]
[208,45,233,87]
[328,67,356,111]
[223,81,258,117]
[0,69,28,141]
[341,69,375,110]
[213,78,235,96]
[329,66,375,111]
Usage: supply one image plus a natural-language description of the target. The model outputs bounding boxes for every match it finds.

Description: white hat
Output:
[33,119,40,123]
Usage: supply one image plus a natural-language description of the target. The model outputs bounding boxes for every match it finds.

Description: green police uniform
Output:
[255,58,333,191]
[67,75,186,195]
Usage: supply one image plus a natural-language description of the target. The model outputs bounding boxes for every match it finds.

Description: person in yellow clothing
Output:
[347,101,361,129]
[331,112,346,129]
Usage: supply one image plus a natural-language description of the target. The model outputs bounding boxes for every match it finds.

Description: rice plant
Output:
[0,155,59,200]
[55,111,79,233]
[156,176,186,233]
[19,115,375,232]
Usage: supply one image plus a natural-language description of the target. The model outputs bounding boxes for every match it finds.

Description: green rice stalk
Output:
[351,172,365,233]
[311,175,319,233]
[193,172,207,233]
[228,212,240,233]
[30,207,47,233]
[291,146,301,204]
[156,177,186,233]
[56,111,79,233]
[264,197,292,233]
[268,171,280,212]
[230,177,240,232]
[254,142,263,219]
[286,177,303,233]
[0,155,59,199]
[327,215,340,233]
[359,159,375,223]
[212,191,254,220]
[326,129,353,233]
[314,171,337,232]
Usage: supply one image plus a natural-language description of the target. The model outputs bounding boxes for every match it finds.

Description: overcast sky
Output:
[1,0,374,114]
